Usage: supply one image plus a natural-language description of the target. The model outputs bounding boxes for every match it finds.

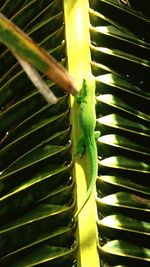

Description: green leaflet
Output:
[0,111,70,171]
[99,156,150,172]
[0,163,73,223]
[99,240,150,266]
[97,191,150,222]
[99,191,150,210]
[97,175,150,196]
[97,94,150,124]
[0,142,71,195]
[98,134,150,158]
[97,114,150,135]
[98,214,150,248]
[99,214,150,233]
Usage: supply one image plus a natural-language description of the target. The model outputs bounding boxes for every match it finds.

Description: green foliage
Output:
[0,0,76,266]
[89,0,150,266]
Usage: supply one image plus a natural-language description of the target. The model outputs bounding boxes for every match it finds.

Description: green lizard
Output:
[74,77,100,217]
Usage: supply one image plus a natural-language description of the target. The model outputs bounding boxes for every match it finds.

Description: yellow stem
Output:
[64,1,100,266]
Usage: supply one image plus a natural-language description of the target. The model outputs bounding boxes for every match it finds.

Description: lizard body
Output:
[74,77,100,217]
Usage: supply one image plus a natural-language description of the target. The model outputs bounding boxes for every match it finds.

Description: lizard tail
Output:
[74,137,98,218]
